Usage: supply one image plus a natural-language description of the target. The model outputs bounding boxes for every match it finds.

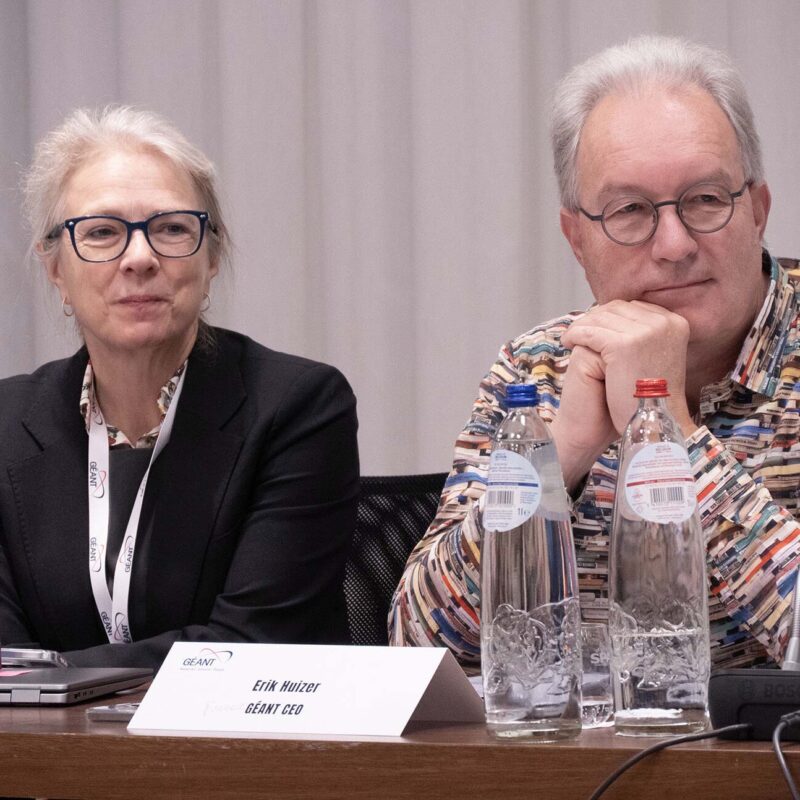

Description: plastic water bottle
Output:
[481,383,582,741]
[609,378,710,736]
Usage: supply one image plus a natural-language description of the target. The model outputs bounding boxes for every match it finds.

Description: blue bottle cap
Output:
[505,383,537,407]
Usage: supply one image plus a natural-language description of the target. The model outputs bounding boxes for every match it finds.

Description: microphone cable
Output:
[773,711,800,800]
[591,566,800,798]
[586,723,751,800]
[774,565,800,798]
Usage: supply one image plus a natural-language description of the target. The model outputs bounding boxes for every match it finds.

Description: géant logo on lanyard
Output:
[87,365,187,644]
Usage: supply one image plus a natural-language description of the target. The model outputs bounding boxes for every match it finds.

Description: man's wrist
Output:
[549,420,597,494]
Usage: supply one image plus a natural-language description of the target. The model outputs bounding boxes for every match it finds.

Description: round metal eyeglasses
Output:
[49,210,216,263]
[578,181,750,246]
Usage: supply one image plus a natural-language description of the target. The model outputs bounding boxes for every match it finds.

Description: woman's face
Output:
[45,147,218,362]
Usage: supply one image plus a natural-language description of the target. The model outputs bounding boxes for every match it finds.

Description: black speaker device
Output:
[709,668,800,740]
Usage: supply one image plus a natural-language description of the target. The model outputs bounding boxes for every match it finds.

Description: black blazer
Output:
[0,328,359,668]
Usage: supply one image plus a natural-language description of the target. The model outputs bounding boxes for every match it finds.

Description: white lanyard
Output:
[87,366,187,643]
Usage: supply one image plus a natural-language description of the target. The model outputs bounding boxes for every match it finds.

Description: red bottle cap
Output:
[633,378,669,398]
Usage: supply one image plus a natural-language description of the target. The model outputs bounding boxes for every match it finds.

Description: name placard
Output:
[128,642,484,738]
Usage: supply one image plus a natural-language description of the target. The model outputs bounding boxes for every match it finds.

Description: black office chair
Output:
[345,472,447,646]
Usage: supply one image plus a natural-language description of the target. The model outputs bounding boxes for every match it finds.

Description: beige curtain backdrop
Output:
[2,0,799,474]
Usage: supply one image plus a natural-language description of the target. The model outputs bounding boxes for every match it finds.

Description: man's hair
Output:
[551,35,764,210]
[23,105,231,270]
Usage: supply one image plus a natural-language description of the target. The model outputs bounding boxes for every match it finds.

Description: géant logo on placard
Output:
[181,647,234,669]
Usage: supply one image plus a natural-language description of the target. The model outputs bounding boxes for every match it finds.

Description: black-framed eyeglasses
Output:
[578,181,750,246]
[48,210,217,263]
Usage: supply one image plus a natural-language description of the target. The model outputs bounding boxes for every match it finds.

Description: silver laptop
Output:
[0,667,152,705]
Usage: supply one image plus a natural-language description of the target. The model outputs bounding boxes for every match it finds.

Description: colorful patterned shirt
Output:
[389,254,800,671]
[79,361,187,449]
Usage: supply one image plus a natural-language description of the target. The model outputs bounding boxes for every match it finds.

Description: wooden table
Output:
[0,689,795,799]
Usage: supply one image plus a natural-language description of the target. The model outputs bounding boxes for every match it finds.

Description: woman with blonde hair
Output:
[0,106,359,667]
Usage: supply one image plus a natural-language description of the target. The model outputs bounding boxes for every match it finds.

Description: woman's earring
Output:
[200,293,211,312]
[62,297,74,318]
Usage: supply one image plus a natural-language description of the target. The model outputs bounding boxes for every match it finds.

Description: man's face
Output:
[560,85,771,356]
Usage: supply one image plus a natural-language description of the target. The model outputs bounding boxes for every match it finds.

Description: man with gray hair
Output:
[390,35,800,672]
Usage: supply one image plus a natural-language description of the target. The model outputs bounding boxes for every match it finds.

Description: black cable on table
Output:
[773,712,800,800]
[587,723,751,800]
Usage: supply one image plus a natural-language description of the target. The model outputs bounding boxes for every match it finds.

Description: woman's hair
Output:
[551,35,764,210]
[23,105,231,270]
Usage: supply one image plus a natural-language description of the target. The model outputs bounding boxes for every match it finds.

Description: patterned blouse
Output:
[389,253,800,672]
[79,361,186,449]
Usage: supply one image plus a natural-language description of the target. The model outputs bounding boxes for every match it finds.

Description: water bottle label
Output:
[483,450,542,532]
[623,442,697,523]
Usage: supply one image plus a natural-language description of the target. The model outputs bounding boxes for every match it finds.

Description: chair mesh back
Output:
[345,473,447,646]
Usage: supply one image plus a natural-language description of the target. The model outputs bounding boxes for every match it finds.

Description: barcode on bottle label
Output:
[483,451,542,532]
[623,442,696,523]
[649,486,685,505]
[487,490,515,506]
